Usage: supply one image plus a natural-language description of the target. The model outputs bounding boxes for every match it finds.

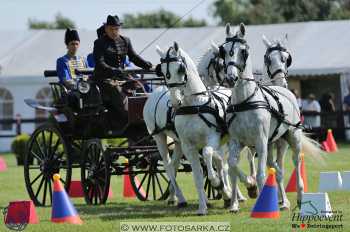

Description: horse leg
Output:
[255,137,269,192]
[221,145,246,206]
[153,135,186,206]
[171,141,187,207]
[276,139,290,210]
[182,143,207,215]
[266,140,290,210]
[285,129,303,207]
[247,147,257,179]
[202,140,221,188]
[227,140,243,213]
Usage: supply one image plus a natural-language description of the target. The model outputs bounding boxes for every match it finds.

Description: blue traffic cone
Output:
[51,174,83,224]
[251,168,280,219]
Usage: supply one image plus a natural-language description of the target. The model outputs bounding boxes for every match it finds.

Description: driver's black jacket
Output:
[92,34,151,81]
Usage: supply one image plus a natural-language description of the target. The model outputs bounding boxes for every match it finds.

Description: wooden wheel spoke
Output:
[41,131,48,155]
[31,151,43,162]
[34,138,46,158]
[159,172,169,183]
[152,174,156,200]
[42,178,48,206]
[35,176,45,199]
[137,173,148,192]
[145,173,152,200]
[51,138,61,157]
[154,174,164,196]
[48,179,53,205]
[30,172,43,186]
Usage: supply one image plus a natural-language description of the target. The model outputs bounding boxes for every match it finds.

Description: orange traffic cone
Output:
[321,141,330,153]
[326,129,338,152]
[251,168,280,219]
[286,153,308,192]
[123,160,136,198]
[51,174,83,225]
[0,156,7,172]
[5,200,39,226]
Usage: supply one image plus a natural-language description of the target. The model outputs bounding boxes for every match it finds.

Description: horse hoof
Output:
[168,200,176,206]
[280,205,290,211]
[247,185,258,199]
[213,180,224,190]
[177,202,188,208]
[196,210,208,216]
[229,208,239,214]
[223,199,231,209]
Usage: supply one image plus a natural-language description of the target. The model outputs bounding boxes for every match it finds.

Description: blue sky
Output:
[2,0,216,30]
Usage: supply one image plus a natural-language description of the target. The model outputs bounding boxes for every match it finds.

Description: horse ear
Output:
[174,41,179,52]
[238,23,246,37]
[282,33,289,45]
[225,23,232,37]
[211,41,220,54]
[156,45,165,59]
[262,34,271,48]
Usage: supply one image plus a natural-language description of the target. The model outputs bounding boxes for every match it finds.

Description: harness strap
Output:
[226,84,303,140]
[175,94,227,133]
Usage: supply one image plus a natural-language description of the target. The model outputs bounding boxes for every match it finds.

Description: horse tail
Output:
[301,132,325,165]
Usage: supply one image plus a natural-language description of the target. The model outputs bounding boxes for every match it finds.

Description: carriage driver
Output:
[56,28,88,89]
[93,15,153,125]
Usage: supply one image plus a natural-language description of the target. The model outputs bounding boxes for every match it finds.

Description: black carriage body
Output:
[24,69,176,206]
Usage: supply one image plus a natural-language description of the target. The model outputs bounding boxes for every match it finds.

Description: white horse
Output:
[261,34,291,88]
[143,45,245,207]
[197,46,256,198]
[155,42,233,215]
[211,31,298,209]
[220,23,322,213]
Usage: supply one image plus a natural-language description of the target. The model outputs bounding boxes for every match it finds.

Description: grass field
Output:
[0,145,349,232]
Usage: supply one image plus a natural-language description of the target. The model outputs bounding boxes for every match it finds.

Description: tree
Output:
[122,9,207,28]
[211,0,350,25]
[28,13,76,29]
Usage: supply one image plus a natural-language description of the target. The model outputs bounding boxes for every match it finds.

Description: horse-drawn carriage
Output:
[23,68,221,207]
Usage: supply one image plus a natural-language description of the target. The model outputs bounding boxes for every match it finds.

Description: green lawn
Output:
[0,145,349,232]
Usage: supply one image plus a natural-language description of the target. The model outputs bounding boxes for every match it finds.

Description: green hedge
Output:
[11,133,30,165]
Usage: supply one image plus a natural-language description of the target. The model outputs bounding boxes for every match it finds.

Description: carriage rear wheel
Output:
[128,152,170,201]
[81,139,111,205]
[24,123,72,206]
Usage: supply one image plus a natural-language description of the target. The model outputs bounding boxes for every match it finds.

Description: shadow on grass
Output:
[75,201,229,221]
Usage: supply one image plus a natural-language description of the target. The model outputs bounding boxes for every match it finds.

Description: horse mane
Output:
[178,48,200,78]
[196,47,216,76]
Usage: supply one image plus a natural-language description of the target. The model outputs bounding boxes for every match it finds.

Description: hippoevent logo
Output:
[290,201,344,230]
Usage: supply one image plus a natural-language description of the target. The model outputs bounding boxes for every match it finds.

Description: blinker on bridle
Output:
[159,48,188,88]
[264,44,292,79]
[219,36,249,74]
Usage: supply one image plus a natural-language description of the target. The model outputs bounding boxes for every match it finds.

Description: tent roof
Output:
[1,20,350,77]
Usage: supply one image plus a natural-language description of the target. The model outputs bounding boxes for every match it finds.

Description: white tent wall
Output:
[0,76,48,152]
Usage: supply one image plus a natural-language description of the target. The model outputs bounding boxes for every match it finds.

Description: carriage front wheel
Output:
[24,123,72,206]
[81,139,111,205]
[128,152,170,201]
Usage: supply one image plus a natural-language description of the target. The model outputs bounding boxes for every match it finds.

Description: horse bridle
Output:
[207,55,225,85]
[219,36,249,74]
[155,48,188,88]
[264,45,292,79]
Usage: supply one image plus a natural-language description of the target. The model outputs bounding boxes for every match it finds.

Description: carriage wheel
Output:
[81,139,111,205]
[201,162,222,200]
[204,173,222,200]
[128,152,170,201]
[24,123,72,206]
